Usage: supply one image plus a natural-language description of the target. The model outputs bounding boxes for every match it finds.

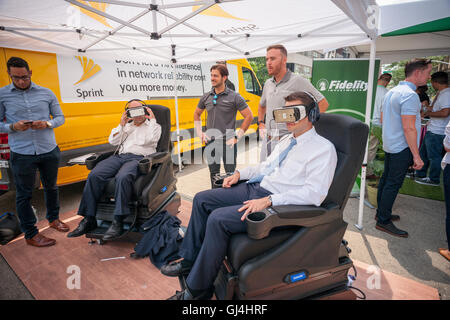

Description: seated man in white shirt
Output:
[162,91,337,300]
[68,99,162,240]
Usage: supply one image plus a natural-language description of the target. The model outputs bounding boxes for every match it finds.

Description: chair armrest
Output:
[245,202,340,240]
[85,151,115,170]
[137,152,169,174]
[145,151,169,164]
[274,205,327,219]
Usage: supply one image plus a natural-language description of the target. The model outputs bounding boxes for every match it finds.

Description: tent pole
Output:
[66,0,152,36]
[355,38,376,230]
[2,29,78,51]
[172,48,183,172]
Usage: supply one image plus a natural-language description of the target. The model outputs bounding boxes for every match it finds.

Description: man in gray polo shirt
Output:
[194,64,253,187]
[258,44,328,160]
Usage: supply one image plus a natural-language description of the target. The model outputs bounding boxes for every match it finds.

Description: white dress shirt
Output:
[239,127,337,207]
[108,118,161,156]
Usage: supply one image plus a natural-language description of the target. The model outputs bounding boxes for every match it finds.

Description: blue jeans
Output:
[444,164,450,250]
[179,182,271,290]
[416,131,445,183]
[377,147,413,224]
[10,146,61,239]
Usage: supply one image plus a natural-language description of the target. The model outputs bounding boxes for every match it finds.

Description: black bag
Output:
[0,212,22,245]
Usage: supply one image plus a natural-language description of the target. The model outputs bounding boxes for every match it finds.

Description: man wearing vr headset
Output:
[67,99,161,240]
[163,91,337,300]
[258,44,328,161]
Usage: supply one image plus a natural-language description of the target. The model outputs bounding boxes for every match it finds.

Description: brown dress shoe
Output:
[439,248,450,262]
[49,219,70,232]
[26,233,56,247]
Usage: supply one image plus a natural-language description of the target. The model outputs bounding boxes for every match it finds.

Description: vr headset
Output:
[272,92,320,124]
[273,104,308,123]
[126,106,149,118]
[125,99,150,118]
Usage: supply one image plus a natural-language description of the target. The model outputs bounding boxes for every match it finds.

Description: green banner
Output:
[312,59,380,122]
[312,59,380,191]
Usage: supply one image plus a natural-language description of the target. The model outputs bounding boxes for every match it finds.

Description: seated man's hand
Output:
[223,171,239,188]
[145,107,155,120]
[120,111,129,127]
[238,197,272,221]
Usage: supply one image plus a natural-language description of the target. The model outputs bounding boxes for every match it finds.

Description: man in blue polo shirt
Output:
[376,58,432,238]
[0,57,67,247]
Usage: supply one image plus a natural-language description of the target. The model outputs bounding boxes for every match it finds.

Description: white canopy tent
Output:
[0,0,373,61]
[354,0,450,64]
[0,0,448,229]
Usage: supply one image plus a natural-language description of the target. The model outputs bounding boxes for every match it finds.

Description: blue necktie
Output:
[248,137,297,184]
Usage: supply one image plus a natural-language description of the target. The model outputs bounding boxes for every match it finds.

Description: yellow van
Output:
[0,48,261,193]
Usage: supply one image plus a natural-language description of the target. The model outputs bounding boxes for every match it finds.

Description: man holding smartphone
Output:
[0,56,66,247]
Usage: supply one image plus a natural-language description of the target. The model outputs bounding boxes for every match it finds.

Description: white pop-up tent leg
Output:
[172,58,183,172]
[355,38,377,230]
[172,64,183,171]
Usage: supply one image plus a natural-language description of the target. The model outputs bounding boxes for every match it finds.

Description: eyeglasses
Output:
[10,75,31,81]
[213,94,218,106]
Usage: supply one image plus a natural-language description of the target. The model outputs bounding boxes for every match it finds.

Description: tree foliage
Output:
[248,57,270,86]
[384,55,449,97]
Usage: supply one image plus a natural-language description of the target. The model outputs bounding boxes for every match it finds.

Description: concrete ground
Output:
[0,138,449,299]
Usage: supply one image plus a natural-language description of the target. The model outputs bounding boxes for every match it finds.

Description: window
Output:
[242,67,261,96]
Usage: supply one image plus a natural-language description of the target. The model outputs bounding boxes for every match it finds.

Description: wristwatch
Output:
[267,195,273,206]
[46,121,53,128]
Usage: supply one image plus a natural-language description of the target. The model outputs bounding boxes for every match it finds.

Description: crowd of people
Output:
[0,47,448,300]
[369,59,449,260]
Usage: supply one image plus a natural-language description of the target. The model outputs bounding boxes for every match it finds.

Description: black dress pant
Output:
[204,139,237,188]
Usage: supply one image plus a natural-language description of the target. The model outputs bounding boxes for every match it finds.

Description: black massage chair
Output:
[179,113,369,299]
[75,105,180,244]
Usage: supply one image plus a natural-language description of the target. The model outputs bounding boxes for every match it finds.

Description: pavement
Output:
[0,137,449,300]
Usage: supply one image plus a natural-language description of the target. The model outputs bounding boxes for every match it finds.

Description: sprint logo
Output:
[74,56,101,85]
[70,0,112,28]
[193,0,248,21]
[317,79,368,92]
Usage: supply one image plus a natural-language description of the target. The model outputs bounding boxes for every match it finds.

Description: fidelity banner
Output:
[312,58,380,122]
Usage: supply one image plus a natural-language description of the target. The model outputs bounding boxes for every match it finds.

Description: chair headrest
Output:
[146,104,171,153]
[314,113,369,209]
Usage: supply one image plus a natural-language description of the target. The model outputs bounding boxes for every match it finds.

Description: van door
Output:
[0,48,11,193]
[238,66,261,132]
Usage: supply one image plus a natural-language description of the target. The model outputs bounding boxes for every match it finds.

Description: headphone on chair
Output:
[303,92,320,124]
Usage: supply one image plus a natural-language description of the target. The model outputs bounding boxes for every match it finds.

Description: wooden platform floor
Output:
[0,199,439,300]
